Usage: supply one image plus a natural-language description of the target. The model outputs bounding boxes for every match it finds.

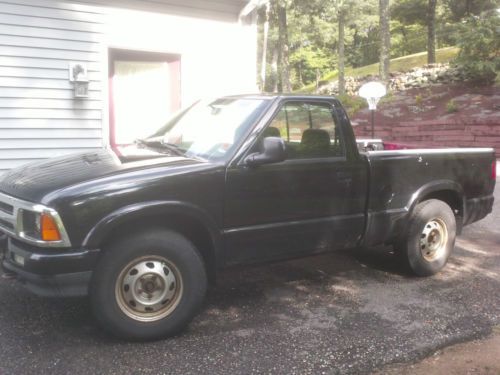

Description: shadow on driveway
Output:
[0,229,499,375]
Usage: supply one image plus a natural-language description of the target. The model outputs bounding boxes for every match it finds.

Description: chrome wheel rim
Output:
[115,256,183,322]
[420,218,448,262]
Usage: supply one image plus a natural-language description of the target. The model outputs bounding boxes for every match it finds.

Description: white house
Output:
[0,0,260,173]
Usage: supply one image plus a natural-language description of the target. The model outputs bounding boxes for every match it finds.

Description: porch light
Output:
[69,62,89,98]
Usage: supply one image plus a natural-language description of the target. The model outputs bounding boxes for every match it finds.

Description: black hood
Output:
[0,148,205,202]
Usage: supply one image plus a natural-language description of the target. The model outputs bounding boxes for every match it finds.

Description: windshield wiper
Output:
[159,141,186,156]
[134,138,185,156]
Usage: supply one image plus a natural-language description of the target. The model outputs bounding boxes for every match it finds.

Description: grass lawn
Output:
[299,47,459,93]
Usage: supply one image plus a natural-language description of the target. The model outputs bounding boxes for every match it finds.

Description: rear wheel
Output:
[90,229,207,340]
[396,199,456,276]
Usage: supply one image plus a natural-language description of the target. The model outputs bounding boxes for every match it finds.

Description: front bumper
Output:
[1,235,100,297]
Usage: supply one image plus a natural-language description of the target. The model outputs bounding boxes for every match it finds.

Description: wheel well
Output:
[99,214,218,284]
[418,190,463,231]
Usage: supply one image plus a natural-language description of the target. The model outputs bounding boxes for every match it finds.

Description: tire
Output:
[397,199,456,276]
[90,229,207,340]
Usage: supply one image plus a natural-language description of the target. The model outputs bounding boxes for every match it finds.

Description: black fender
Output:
[82,200,223,267]
[398,179,465,236]
[406,180,465,215]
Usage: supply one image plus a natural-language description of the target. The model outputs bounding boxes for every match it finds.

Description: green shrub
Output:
[415,94,423,106]
[455,14,500,85]
[458,62,497,85]
[446,99,458,113]
[337,94,367,117]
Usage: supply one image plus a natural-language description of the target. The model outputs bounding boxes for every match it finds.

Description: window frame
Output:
[108,48,182,150]
[244,99,347,164]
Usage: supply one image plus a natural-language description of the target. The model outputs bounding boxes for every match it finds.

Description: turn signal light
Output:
[492,161,497,181]
[40,213,62,241]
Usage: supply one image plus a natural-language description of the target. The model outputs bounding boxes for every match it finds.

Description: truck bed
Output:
[362,148,496,247]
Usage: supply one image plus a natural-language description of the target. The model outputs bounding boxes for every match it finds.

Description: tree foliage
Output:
[455,12,500,84]
[256,0,500,91]
[444,0,499,21]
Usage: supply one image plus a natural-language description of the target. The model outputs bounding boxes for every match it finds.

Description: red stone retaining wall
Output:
[353,119,500,158]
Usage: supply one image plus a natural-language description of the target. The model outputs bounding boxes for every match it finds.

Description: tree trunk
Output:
[400,25,408,55]
[379,0,391,81]
[270,45,279,93]
[277,1,292,93]
[298,62,303,88]
[338,8,346,96]
[465,0,472,17]
[260,2,270,91]
[427,0,437,64]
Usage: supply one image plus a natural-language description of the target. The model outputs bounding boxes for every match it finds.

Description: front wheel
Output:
[397,199,456,276]
[90,229,207,340]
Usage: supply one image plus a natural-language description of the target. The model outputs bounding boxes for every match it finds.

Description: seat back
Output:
[299,128,330,158]
[262,126,281,138]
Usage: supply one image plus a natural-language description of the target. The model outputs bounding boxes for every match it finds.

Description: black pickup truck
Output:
[0,95,496,340]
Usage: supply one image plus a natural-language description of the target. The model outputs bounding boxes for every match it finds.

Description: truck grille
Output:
[0,201,13,215]
[0,217,14,231]
[0,193,19,236]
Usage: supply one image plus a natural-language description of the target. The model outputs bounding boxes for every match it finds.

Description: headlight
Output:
[17,208,69,245]
[19,209,42,239]
[0,193,71,248]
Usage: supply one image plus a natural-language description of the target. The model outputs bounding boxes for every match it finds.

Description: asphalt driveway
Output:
[0,178,499,375]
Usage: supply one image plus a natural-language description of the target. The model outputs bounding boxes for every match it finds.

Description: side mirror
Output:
[245,137,287,167]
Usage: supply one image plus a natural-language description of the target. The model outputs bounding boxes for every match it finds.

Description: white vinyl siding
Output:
[0,0,104,173]
[0,0,257,174]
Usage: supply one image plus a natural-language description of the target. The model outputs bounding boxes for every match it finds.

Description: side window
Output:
[266,102,344,159]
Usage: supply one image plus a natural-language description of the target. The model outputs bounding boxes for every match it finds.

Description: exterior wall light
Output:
[69,63,89,98]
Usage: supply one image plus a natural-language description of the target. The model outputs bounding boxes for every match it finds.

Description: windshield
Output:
[143,98,267,161]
